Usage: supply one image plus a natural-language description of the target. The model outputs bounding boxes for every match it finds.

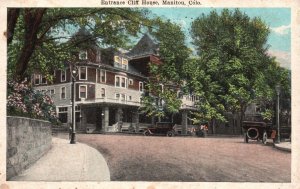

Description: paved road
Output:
[57,133,291,182]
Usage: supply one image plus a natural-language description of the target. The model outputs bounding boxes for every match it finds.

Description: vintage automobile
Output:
[242,114,276,144]
[143,122,176,137]
[242,120,276,144]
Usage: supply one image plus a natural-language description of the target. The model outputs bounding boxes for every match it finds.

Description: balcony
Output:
[78,97,141,107]
[180,95,198,110]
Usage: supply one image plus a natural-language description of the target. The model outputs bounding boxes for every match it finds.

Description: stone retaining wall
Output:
[6,116,52,180]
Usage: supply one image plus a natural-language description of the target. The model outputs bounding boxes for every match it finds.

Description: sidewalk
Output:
[274,141,291,152]
[10,137,110,181]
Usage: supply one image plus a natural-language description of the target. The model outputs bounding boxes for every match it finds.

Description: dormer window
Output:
[79,50,87,60]
[114,56,121,63]
[114,55,128,70]
[114,56,122,68]
[122,58,128,70]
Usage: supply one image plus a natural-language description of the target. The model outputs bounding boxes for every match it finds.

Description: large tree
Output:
[140,19,191,119]
[189,9,290,133]
[7,8,153,81]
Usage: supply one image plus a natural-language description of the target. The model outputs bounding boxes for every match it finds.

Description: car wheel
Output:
[166,131,174,137]
[262,131,268,145]
[144,130,150,136]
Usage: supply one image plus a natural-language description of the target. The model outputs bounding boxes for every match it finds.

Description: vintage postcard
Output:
[0,0,299,189]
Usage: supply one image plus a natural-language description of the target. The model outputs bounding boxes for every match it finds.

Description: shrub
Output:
[7,80,58,124]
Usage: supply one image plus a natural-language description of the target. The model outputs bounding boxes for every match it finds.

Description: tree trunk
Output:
[15,8,46,81]
[240,106,246,135]
[231,111,236,135]
[7,8,20,44]
[211,119,216,134]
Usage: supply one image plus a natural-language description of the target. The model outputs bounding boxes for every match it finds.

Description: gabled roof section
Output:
[126,33,159,58]
[69,27,99,49]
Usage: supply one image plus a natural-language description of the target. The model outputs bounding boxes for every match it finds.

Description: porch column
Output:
[181,110,188,135]
[80,107,87,131]
[115,107,123,132]
[81,107,87,125]
[102,106,109,132]
[132,110,139,132]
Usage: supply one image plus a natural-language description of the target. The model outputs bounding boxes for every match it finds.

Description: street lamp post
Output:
[70,64,78,144]
[275,84,281,144]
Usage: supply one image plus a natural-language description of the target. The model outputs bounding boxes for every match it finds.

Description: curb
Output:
[274,143,291,152]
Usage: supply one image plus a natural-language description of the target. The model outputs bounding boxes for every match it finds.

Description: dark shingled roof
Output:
[69,27,99,49]
[126,34,159,58]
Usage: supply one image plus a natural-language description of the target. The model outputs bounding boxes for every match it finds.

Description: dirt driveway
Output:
[57,133,290,182]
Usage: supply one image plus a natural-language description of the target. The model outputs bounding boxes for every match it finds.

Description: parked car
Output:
[143,122,176,137]
[242,121,275,144]
[242,114,276,144]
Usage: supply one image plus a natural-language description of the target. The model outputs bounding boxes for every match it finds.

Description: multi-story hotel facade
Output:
[32,33,198,133]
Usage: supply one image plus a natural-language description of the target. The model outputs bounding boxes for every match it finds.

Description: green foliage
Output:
[186,8,291,126]
[189,8,285,124]
[8,8,153,81]
[261,109,274,121]
[151,19,191,81]
[140,20,190,119]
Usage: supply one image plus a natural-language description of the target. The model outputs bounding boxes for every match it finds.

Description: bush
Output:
[7,80,58,124]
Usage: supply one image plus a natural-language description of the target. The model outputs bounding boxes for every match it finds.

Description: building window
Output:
[114,56,122,68]
[61,70,66,82]
[41,75,47,84]
[177,91,183,99]
[79,67,87,80]
[115,76,120,87]
[129,79,133,85]
[79,85,87,99]
[114,55,121,63]
[122,58,128,70]
[115,76,128,88]
[115,93,120,100]
[114,56,128,70]
[49,89,55,95]
[79,50,87,60]
[139,82,144,92]
[34,74,40,85]
[121,94,126,101]
[101,88,105,98]
[100,69,106,83]
[58,107,68,123]
[61,87,66,99]
[121,78,126,88]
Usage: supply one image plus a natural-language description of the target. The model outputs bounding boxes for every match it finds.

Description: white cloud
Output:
[270,24,291,35]
[268,50,291,70]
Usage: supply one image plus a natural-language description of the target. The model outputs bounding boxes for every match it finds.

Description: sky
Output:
[147,8,291,69]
